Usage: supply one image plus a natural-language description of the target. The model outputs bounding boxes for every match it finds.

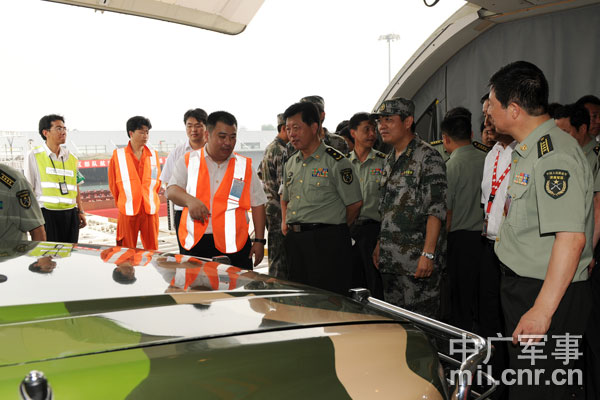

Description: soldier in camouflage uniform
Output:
[372,98,447,319]
[260,114,289,279]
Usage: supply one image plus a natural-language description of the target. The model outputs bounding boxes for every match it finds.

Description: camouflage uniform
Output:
[260,136,288,279]
[379,136,447,319]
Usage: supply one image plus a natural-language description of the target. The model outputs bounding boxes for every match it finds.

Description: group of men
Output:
[4,60,600,399]
[259,65,600,399]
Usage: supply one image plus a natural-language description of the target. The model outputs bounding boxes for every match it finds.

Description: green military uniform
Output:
[495,119,593,281]
[260,136,288,279]
[446,143,487,232]
[429,140,449,162]
[495,119,592,399]
[379,137,447,319]
[445,143,487,330]
[581,140,600,192]
[348,148,386,298]
[283,142,362,295]
[283,142,361,225]
[348,149,386,222]
[0,164,44,242]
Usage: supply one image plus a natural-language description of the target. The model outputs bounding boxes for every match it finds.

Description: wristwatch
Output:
[252,238,266,245]
[421,251,434,260]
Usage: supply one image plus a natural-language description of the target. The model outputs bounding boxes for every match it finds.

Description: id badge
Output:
[230,179,244,200]
[59,182,69,195]
[482,216,488,237]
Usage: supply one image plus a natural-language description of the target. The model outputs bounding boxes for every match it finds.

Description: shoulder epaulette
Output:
[376,152,387,159]
[430,139,443,146]
[325,147,344,161]
[472,141,491,153]
[594,144,600,156]
[0,169,15,189]
[537,134,554,158]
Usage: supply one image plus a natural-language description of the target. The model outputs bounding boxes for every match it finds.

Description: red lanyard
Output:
[486,150,511,213]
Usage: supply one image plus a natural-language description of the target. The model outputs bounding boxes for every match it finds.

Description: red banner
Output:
[78,157,167,169]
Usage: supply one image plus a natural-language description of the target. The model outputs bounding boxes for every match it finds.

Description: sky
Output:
[0,0,465,132]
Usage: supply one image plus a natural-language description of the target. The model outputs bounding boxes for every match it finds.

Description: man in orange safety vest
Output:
[108,116,161,250]
[167,111,267,270]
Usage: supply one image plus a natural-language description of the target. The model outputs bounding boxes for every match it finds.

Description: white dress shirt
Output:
[168,146,267,234]
[481,140,517,240]
[161,140,193,211]
[24,143,76,208]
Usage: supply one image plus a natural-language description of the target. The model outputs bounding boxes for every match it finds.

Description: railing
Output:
[350,288,496,400]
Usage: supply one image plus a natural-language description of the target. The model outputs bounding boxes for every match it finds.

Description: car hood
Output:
[0,241,394,366]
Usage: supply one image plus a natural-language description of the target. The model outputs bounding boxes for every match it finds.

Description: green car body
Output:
[0,241,450,399]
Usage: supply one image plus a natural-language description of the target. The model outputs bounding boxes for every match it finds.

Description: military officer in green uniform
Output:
[281,102,362,295]
[372,98,447,320]
[489,61,592,400]
[347,112,385,298]
[260,113,289,279]
[284,96,349,161]
[441,111,487,330]
[0,163,46,242]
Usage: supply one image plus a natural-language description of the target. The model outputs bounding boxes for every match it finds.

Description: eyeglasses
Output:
[50,126,67,133]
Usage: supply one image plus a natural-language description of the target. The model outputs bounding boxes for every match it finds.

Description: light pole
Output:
[378,34,400,83]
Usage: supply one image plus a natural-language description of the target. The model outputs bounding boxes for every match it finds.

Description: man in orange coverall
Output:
[108,116,161,250]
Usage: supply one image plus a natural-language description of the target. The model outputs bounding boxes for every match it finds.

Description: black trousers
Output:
[42,208,79,243]
[585,262,600,400]
[447,230,483,331]
[349,221,383,299]
[173,210,185,254]
[284,224,353,296]
[501,271,590,400]
[181,234,253,270]
[478,238,508,400]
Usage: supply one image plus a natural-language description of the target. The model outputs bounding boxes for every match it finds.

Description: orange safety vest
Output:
[169,260,243,291]
[100,246,154,266]
[111,145,161,216]
[178,148,252,253]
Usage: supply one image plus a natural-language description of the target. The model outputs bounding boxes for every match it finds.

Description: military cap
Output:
[277,113,285,126]
[374,98,415,117]
[300,95,325,112]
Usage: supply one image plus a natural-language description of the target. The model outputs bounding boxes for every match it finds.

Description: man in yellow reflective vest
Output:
[24,114,86,243]
[167,111,267,270]
[108,116,161,251]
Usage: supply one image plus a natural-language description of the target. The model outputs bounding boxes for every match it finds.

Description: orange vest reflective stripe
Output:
[112,145,161,216]
[179,149,252,253]
[101,246,154,266]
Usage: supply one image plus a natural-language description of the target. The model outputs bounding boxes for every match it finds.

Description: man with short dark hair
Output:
[575,94,600,140]
[260,113,289,278]
[162,108,208,252]
[298,95,349,154]
[167,111,267,270]
[441,111,487,330]
[372,98,447,319]
[348,112,385,298]
[281,102,362,295]
[108,116,162,250]
[488,61,592,399]
[25,114,86,243]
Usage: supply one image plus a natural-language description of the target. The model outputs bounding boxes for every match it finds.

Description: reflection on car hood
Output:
[0,241,393,365]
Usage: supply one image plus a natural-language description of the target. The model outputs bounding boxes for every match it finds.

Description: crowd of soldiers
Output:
[260,64,600,400]
[1,60,599,399]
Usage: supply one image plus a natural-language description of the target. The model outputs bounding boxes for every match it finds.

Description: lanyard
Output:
[48,155,67,183]
[486,150,511,214]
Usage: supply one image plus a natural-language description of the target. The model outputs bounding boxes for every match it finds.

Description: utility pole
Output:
[378,34,400,83]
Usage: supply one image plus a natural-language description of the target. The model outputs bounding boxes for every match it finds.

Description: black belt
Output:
[288,223,339,233]
[354,219,379,227]
[499,262,519,277]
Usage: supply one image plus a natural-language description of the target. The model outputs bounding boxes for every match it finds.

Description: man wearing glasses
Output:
[25,114,86,243]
